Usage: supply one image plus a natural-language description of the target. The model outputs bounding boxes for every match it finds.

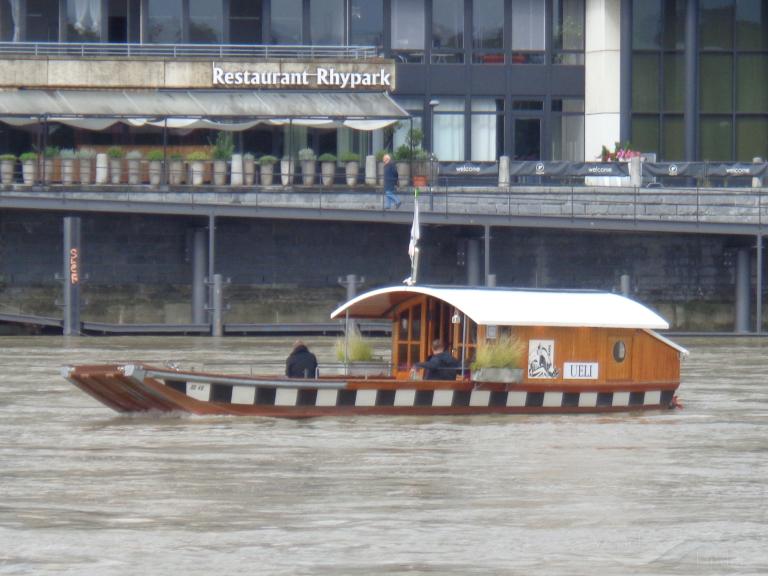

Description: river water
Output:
[0,336,766,575]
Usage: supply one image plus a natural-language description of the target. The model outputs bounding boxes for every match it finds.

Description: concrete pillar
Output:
[629,156,642,187]
[619,0,633,143]
[753,157,764,188]
[484,225,492,284]
[498,156,510,186]
[192,228,207,324]
[211,274,224,337]
[62,216,82,336]
[735,248,751,333]
[585,0,622,161]
[486,274,497,288]
[365,155,377,186]
[620,274,631,297]
[684,0,699,161]
[95,153,108,184]
[466,238,481,286]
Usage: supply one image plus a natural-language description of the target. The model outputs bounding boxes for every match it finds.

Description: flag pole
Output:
[406,188,421,286]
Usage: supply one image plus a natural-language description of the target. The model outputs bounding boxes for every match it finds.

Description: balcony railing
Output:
[0,42,379,60]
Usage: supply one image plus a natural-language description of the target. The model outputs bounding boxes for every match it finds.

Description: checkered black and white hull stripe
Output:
[169,380,675,410]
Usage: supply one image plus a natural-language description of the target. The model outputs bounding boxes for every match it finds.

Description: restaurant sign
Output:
[212,63,394,90]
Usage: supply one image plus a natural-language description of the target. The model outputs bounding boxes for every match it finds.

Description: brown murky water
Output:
[0,336,766,575]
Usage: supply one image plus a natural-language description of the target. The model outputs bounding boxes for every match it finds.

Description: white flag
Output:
[408,196,420,262]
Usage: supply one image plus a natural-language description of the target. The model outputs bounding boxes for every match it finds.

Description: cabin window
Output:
[613,340,627,363]
[394,301,425,370]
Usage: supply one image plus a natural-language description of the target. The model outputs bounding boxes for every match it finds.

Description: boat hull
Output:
[63,364,680,417]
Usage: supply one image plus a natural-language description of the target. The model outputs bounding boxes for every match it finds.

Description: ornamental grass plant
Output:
[335,333,374,362]
[471,335,525,371]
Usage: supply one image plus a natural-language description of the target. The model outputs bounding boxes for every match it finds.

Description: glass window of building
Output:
[393,97,424,152]
[351,0,383,47]
[391,0,425,62]
[106,0,140,43]
[472,0,504,63]
[432,0,464,63]
[552,0,585,64]
[551,98,585,161]
[26,0,59,41]
[700,0,735,50]
[146,0,182,43]
[66,0,101,42]
[471,98,504,161]
[311,0,344,45]
[0,0,21,41]
[189,0,223,43]
[272,0,303,44]
[511,0,545,63]
[737,0,768,50]
[230,0,262,44]
[433,97,465,161]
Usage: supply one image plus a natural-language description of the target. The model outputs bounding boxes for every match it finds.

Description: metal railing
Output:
[0,42,379,60]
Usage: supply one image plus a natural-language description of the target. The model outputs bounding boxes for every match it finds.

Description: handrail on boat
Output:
[123,364,349,390]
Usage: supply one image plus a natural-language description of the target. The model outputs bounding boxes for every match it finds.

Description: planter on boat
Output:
[471,368,523,384]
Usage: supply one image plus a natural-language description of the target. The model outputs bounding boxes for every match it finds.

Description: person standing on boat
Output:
[383,154,401,210]
[286,340,318,378]
[413,340,461,380]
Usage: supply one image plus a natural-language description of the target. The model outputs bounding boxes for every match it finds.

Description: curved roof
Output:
[330,285,670,330]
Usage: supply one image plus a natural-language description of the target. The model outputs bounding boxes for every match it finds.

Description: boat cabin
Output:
[331,286,687,387]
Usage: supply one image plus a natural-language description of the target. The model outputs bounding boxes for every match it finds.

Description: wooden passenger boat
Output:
[63,285,687,417]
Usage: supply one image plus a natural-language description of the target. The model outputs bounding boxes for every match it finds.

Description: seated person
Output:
[414,339,461,380]
[285,340,318,378]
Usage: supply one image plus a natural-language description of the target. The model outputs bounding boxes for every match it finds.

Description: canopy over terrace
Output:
[0,89,410,130]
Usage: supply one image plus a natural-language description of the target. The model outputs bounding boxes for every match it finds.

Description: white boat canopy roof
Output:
[330,285,670,330]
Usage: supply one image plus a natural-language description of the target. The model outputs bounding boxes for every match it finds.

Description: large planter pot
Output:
[396,161,410,188]
[109,158,122,184]
[213,159,227,185]
[344,361,390,378]
[22,160,36,185]
[377,161,384,186]
[95,153,108,184]
[79,158,93,184]
[345,161,360,186]
[148,160,163,186]
[61,158,74,185]
[127,159,142,185]
[39,158,54,183]
[471,367,523,384]
[260,163,275,185]
[244,157,256,186]
[301,160,316,185]
[230,154,243,186]
[412,175,428,187]
[280,159,294,186]
[320,161,335,186]
[1,159,15,184]
[169,160,184,185]
[191,161,205,186]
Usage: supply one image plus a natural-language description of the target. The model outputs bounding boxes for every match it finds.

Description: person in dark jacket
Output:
[414,340,461,380]
[382,153,401,209]
[285,340,318,378]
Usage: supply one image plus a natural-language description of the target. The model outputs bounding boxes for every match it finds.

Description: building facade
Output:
[1,0,766,162]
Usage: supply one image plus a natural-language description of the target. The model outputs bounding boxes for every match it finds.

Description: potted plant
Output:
[375,149,390,186]
[243,153,256,186]
[169,153,184,185]
[340,151,361,186]
[318,153,336,186]
[125,150,143,185]
[471,335,525,384]
[146,149,164,186]
[259,155,277,185]
[41,146,58,184]
[59,149,76,185]
[76,148,96,184]
[211,132,234,186]
[412,148,430,187]
[187,150,210,186]
[280,155,294,186]
[0,153,15,185]
[107,146,124,184]
[335,333,388,377]
[298,147,317,185]
[19,151,37,185]
[394,144,412,188]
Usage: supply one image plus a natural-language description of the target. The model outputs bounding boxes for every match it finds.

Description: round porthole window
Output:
[613,341,626,362]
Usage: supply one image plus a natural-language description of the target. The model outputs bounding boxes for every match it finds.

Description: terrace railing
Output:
[0,42,379,60]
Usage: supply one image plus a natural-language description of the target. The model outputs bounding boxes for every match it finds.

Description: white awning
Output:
[331,285,671,330]
[0,89,409,130]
